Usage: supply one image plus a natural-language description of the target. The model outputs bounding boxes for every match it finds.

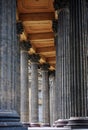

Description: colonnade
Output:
[20,40,56,126]
[53,0,88,128]
[0,0,88,129]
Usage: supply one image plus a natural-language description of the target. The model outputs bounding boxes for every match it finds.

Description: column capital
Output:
[53,0,69,11]
[28,53,40,63]
[54,35,58,46]
[86,1,88,8]
[40,63,50,71]
[52,19,58,34]
[16,21,24,35]
[20,40,32,51]
[49,70,55,77]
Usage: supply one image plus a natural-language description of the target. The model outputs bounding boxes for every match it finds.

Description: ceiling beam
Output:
[39,51,55,57]
[36,46,55,53]
[19,12,55,21]
[48,60,56,64]
[28,32,54,40]
[46,57,56,62]
[30,39,54,47]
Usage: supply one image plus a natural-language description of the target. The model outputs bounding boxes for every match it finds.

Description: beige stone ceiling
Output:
[17,0,56,70]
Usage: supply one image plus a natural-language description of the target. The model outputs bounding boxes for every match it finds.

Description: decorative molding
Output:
[16,21,24,35]
[20,40,32,51]
[28,53,40,63]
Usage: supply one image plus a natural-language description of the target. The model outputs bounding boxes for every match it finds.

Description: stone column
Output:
[28,54,40,126]
[0,0,26,130]
[52,20,59,122]
[57,8,70,119]
[53,1,70,126]
[20,41,31,123]
[49,71,56,126]
[16,21,24,115]
[87,2,88,116]
[40,63,50,126]
[67,0,88,127]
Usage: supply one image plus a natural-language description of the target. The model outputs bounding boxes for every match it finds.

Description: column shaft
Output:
[70,0,87,117]
[41,69,50,125]
[56,8,70,119]
[49,73,56,125]
[20,50,29,122]
[15,36,20,115]
[0,0,26,129]
[31,62,38,123]
[0,0,16,111]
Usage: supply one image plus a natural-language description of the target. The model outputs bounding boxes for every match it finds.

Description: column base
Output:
[54,119,68,127]
[30,123,40,127]
[66,117,88,128]
[41,123,50,127]
[0,110,27,130]
[0,127,27,130]
[22,122,31,127]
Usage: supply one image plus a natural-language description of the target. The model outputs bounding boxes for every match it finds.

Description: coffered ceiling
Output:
[17,0,56,70]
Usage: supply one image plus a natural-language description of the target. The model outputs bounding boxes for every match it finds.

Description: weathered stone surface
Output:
[31,61,39,123]
[69,0,87,117]
[56,8,70,120]
[20,50,29,122]
[0,0,27,129]
[49,71,56,125]
[41,64,50,125]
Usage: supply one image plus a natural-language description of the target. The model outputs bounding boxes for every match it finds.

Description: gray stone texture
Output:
[0,0,27,129]
[41,68,50,124]
[69,0,87,117]
[15,36,21,115]
[56,8,70,119]
[31,62,39,123]
[20,50,29,122]
[49,72,56,125]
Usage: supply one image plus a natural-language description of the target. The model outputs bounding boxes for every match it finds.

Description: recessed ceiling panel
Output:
[23,21,53,33]
[17,0,54,13]
[30,39,54,48]
[39,51,56,57]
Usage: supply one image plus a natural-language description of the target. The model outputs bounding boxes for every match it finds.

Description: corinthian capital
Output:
[52,19,58,33]
[40,63,50,71]
[28,53,40,63]
[53,0,69,10]
[16,21,24,35]
[20,40,32,51]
